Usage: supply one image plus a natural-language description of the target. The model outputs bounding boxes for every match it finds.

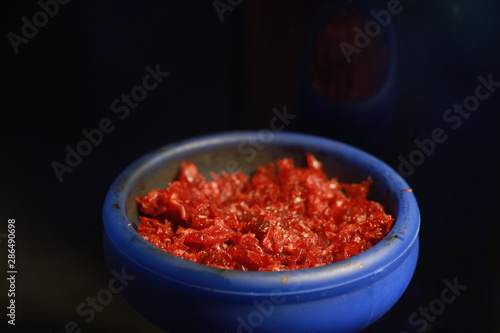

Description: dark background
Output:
[1,0,499,332]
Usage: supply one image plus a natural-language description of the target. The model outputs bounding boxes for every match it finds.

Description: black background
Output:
[1,0,499,332]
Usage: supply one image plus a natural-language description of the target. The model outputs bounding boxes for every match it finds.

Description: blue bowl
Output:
[102,131,419,333]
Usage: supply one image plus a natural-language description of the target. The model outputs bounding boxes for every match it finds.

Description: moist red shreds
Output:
[136,154,394,271]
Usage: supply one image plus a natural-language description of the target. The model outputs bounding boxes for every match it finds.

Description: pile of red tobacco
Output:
[136,154,394,271]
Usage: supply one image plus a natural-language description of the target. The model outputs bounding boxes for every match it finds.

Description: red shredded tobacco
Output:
[136,154,394,271]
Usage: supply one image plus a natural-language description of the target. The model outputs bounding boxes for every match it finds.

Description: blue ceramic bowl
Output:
[102,131,419,333]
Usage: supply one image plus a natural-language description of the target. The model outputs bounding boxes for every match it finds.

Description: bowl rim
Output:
[102,131,419,295]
